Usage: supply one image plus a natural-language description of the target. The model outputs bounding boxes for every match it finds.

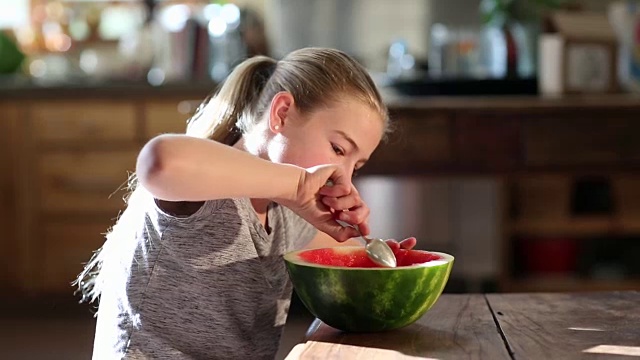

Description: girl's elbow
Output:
[136,135,174,190]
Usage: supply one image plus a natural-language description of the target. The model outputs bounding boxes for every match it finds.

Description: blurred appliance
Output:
[355,176,500,287]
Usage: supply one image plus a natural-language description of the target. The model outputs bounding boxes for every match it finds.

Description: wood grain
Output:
[382,93,640,112]
[290,294,511,360]
[0,103,19,290]
[486,292,640,360]
[30,100,136,142]
[143,100,191,138]
[368,113,452,174]
[13,102,39,292]
[286,341,431,359]
[454,115,522,172]
[40,221,113,293]
[523,116,632,167]
[38,150,137,214]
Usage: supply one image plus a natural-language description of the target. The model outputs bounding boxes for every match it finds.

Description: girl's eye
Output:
[332,144,345,156]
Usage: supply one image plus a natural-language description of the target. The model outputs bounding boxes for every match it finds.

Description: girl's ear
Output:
[268,91,295,134]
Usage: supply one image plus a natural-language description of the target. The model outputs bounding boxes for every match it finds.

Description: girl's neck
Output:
[251,198,271,233]
[233,131,269,159]
[251,198,270,215]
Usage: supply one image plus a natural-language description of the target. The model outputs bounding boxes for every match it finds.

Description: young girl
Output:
[77,47,415,359]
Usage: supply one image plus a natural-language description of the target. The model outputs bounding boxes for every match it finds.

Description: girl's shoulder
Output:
[151,196,232,223]
[132,187,233,225]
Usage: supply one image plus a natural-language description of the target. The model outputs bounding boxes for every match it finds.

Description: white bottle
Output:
[609,1,640,93]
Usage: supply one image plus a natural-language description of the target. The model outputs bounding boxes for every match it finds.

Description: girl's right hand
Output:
[276,164,364,242]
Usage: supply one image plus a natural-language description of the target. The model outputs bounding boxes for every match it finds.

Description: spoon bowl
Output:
[363,236,398,268]
[336,219,397,268]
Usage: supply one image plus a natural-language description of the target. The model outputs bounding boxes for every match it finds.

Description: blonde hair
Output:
[75,47,387,304]
[187,47,389,143]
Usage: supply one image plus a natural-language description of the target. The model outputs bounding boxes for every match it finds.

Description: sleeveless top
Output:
[91,188,317,359]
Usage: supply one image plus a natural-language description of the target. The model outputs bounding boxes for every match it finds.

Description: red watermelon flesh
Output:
[299,247,442,268]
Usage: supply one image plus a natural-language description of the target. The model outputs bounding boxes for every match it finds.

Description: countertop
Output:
[282,291,640,359]
[3,76,640,111]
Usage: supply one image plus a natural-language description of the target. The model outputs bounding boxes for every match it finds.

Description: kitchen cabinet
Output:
[0,96,193,298]
[502,172,640,292]
[1,88,640,300]
[367,111,452,174]
[371,94,640,293]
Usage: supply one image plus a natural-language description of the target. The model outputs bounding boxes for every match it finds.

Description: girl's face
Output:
[264,93,385,178]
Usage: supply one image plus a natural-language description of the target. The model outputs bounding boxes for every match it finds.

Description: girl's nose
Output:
[343,164,355,179]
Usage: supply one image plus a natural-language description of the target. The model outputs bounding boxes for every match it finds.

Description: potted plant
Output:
[480,0,569,26]
[479,0,570,78]
[0,31,25,74]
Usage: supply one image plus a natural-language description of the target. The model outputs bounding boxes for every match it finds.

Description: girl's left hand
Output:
[320,184,371,236]
[385,237,417,252]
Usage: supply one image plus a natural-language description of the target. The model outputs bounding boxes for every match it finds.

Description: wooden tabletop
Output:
[284,292,640,360]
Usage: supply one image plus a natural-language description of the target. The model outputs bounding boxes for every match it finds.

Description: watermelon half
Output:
[284,246,454,332]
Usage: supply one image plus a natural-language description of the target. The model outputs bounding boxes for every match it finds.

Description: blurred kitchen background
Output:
[2,0,640,359]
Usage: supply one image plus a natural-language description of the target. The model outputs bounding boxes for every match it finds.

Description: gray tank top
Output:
[91,188,317,359]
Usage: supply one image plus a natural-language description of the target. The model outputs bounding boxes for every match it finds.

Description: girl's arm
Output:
[136,134,303,203]
[137,134,363,241]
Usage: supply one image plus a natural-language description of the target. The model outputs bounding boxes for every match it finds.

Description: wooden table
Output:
[284,292,640,359]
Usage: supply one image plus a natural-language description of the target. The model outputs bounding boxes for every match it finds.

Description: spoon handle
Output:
[335,219,369,245]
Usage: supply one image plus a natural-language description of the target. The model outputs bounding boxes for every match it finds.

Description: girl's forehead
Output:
[310,101,384,152]
[312,97,382,121]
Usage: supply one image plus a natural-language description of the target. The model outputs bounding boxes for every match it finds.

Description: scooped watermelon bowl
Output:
[284,246,454,332]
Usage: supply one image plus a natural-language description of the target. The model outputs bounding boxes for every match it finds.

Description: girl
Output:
[77,47,415,360]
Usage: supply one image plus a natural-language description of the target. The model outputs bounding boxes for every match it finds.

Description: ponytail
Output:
[186,56,278,144]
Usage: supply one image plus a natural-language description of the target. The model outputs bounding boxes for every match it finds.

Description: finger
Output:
[332,208,370,237]
[322,226,360,243]
[317,167,351,196]
[356,221,371,237]
[333,206,369,225]
[399,237,417,250]
[385,239,400,252]
[319,183,351,197]
[318,177,353,198]
[322,193,362,212]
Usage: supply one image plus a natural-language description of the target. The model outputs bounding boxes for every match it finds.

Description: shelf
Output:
[508,217,640,237]
[503,276,640,293]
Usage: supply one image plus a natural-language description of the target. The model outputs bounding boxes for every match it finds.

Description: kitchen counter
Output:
[2,77,640,112]
[382,91,640,112]
[2,81,640,298]
[0,77,218,100]
[282,291,640,359]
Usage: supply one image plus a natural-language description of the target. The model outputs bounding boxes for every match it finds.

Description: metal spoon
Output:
[336,219,397,268]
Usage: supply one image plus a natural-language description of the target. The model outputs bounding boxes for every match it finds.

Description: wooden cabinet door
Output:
[367,111,452,174]
[523,114,632,167]
[21,100,140,295]
[38,150,138,214]
[144,100,194,138]
[0,103,20,290]
[30,100,137,143]
[39,221,112,294]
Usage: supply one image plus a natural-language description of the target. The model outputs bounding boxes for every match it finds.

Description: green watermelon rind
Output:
[284,247,454,333]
